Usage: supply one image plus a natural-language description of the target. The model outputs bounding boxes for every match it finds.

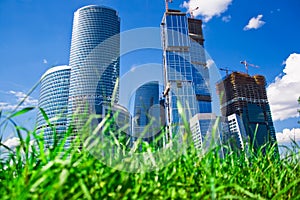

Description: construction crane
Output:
[219,67,235,76]
[189,7,199,18]
[240,60,259,74]
[165,0,173,12]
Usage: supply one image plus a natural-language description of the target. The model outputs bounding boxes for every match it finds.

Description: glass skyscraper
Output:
[68,5,120,132]
[161,9,218,152]
[161,9,199,143]
[187,18,218,151]
[36,65,71,148]
[132,81,164,148]
[188,18,212,113]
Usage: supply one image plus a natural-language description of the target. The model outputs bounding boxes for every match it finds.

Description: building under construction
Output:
[188,18,212,113]
[216,72,278,153]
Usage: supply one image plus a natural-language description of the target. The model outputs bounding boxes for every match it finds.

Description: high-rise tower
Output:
[37,65,71,148]
[133,82,159,137]
[132,81,165,148]
[188,18,212,113]
[68,5,120,131]
[187,17,219,151]
[161,9,199,143]
[216,72,278,153]
[160,9,220,152]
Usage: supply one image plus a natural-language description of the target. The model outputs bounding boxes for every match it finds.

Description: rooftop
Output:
[41,65,71,80]
[76,5,117,13]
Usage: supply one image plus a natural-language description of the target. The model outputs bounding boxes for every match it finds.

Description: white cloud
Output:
[222,15,231,23]
[267,53,300,121]
[276,128,300,143]
[1,137,36,159]
[9,90,38,107]
[243,14,265,31]
[43,59,48,64]
[0,102,19,110]
[0,90,38,111]
[9,90,26,100]
[0,102,16,110]
[182,0,233,22]
[2,137,20,149]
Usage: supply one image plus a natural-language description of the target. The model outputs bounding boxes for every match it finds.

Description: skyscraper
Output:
[161,9,199,143]
[68,5,120,132]
[132,81,164,148]
[216,72,278,153]
[188,18,212,113]
[187,17,221,151]
[36,65,71,148]
[160,9,221,152]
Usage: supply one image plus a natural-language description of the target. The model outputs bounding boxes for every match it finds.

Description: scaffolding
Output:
[216,72,268,117]
[216,71,278,153]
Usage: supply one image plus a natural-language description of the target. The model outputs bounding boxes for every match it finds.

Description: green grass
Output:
[0,107,300,200]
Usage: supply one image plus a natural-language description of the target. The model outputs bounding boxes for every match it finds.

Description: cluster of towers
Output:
[37,6,123,148]
[36,5,278,155]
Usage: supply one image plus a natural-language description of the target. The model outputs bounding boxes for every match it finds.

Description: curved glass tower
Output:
[36,65,71,148]
[133,81,160,141]
[68,5,120,130]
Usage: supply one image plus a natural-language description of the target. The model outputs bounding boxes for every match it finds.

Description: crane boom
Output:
[219,67,234,76]
[240,60,259,74]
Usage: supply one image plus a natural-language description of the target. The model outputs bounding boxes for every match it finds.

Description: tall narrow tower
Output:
[161,9,199,143]
[187,17,218,151]
[188,18,212,113]
[68,5,120,133]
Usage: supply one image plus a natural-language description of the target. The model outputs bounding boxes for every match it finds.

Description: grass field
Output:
[0,107,300,199]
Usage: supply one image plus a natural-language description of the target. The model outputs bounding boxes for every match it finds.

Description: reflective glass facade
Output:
[188,18,212,114]
[187,18,216,151]
[189,113,222,154]
[68,5,120,131]
[161,10,199,141]
[133,81,159,135]
[36,65,71,148]
[132,81,164,148]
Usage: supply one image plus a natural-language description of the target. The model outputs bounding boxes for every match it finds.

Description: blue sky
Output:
[0,0,300,143]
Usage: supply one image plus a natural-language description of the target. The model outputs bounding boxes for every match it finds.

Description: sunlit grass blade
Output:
[0,104,299,199]
[8,107,35,119]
